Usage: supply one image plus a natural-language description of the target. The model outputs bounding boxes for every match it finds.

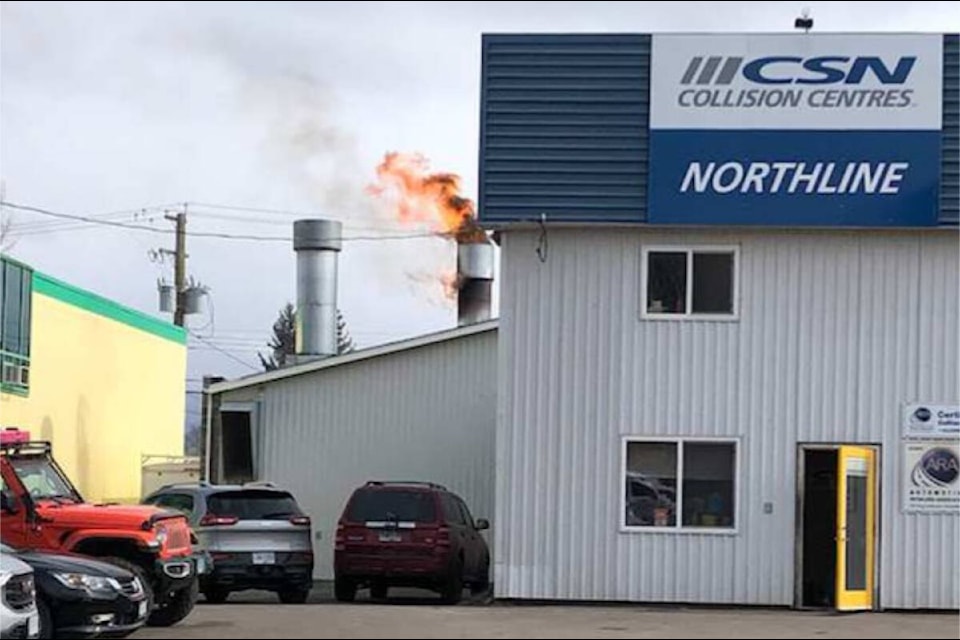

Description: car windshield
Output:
[346,489,437,523]
[206,490,302,520]
[9,457,76,501]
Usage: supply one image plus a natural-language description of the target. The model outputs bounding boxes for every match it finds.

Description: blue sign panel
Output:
[648,129,941,226]
[648,34,944,227]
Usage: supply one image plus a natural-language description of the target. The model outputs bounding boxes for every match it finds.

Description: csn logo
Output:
[680,55,916,86]
[911,447,960,488]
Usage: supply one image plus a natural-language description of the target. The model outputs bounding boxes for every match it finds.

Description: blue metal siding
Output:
[942,34,959,225]
[479,34,650,223]
[479,33,959,226]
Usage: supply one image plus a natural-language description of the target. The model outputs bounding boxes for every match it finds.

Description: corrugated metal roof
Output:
[208,320,498,394]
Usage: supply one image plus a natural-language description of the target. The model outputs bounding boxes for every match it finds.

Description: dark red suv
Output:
[334,481,490,604]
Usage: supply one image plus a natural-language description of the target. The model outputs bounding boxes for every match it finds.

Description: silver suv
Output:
[143,483,313,604]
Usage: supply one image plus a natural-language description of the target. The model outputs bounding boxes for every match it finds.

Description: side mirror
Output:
[475,518,490,531]
[1,491,19,514]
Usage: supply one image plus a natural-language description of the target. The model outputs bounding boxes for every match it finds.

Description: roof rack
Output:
[365,481,448,491]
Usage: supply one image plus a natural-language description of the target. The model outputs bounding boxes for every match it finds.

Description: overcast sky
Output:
[2,1,957,387]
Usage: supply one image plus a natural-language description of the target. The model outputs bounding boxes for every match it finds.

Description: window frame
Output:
[620,435,741,535]
[640,245,740,321]
[0,258,32,396]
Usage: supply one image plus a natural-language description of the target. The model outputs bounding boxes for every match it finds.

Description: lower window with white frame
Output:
[623,438,737,531]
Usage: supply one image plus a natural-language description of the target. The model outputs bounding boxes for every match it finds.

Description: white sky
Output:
[2,1,957,386]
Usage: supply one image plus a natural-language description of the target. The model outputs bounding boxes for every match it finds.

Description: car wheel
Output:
[440,556,463,605]
[146,576,198,627]
[203,588,229,604]
[334,577,356,603]
[278,587,310,604]
[370,583,388,601]
[36,597,54,640]
[103,557,155,617]
[470,554,490,595]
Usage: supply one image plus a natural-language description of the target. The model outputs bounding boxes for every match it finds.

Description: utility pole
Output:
[164,206,188,327]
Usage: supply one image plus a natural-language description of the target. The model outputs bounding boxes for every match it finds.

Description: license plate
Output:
[252,552,276,565]
[195,555,206,574]
[138,600,148,619]
[378,531,402,542]
[28,614,39,636]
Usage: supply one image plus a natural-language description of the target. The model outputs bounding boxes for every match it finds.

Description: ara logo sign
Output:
[912,447,960,488]
[903,442,960,513]
[680,55,916,86]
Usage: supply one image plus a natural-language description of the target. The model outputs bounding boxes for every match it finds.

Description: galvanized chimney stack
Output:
[293,219,342,358]
[457,238,494,326]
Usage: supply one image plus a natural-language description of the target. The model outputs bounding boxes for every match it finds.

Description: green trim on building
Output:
[0,382,29,397]
[33,272,187,345]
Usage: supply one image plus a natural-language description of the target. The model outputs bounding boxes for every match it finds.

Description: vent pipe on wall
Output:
[457,237,494,326]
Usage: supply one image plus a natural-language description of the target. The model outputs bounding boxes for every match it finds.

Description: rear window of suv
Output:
[346,489,436,523]
[206,490,303,520]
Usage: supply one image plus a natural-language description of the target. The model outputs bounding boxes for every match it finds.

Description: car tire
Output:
[470,554,490,595]
[334,577,356,603]
[203,588,229,604]
[146,576,198,627]
[103,557,156,618]
[440,557,463,605]
[278,587,310,604]
[36,597,54,640]
[370,583,388,601]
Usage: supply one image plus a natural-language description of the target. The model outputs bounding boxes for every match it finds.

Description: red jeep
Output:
[0,429,200,628]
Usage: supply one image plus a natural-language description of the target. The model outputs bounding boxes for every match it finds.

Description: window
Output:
[148,493,195,515]
[346,489,437,524]
[0,258,32,395]
[456,497,475,529]
[206,490,303,520]
[441,493,466,525]
[642,246,738,319]
[623,438,737,531]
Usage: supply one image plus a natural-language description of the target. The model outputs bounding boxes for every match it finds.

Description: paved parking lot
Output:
[137,590,959,639]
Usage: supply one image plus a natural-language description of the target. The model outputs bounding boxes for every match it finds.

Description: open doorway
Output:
[797,444,878,611]
[800,448,838,608]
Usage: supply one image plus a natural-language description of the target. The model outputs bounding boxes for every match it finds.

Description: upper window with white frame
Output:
[642,246,738,319]
[623,438,737,532]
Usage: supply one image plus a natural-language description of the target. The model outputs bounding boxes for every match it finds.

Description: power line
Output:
[2,201,442,243]
[188,331,260,371]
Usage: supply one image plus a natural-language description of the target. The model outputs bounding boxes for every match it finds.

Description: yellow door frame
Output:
[795,444,880,611]
[836,445,877,611]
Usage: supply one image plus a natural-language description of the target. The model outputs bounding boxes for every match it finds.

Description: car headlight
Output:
[53,573,117,593]
[155,526,168,546]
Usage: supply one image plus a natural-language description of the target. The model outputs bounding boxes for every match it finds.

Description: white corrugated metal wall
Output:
[220,328,497,580]
[495,228,959,608]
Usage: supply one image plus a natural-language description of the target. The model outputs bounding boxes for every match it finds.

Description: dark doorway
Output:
[801,449,838,608]
[221,410,254,484]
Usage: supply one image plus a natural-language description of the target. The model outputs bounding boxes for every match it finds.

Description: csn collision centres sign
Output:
[648,34,943,226]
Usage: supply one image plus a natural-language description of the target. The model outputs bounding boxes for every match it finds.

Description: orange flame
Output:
[367,152,486,243]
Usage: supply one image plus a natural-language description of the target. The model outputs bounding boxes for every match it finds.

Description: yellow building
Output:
[0,256,186,504]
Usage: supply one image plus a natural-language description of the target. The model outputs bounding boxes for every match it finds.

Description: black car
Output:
[1,544,148,639]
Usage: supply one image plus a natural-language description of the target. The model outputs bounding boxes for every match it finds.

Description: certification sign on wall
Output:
[902,442,960,513]
[902,404,960,438]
